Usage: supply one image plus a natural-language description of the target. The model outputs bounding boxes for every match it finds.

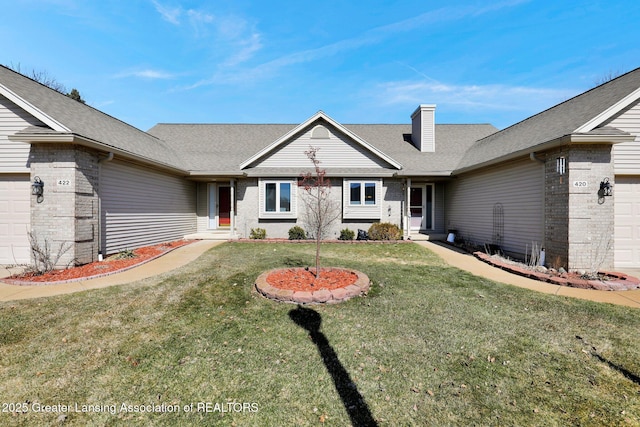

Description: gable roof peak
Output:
[238,110,403,170]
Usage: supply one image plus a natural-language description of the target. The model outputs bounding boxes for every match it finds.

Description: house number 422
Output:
[57,179,71,186]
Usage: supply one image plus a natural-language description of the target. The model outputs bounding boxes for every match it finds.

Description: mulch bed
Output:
[266,268,358,292]
[473,251,640,291]
[255,267,371,304]
[5,240,193,285]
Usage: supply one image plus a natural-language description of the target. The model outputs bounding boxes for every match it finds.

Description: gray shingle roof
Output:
[0,65,186,170]
[456,67,640,172]
[148,122,497,176]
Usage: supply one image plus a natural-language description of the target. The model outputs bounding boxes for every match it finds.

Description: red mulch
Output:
[266,268,357,292]
[8,240,193,284]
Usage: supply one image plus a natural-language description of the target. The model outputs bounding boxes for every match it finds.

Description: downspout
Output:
[97,152,114,261]
[405,178,411,240]
[529,152,544,164]
[230,179,236,239]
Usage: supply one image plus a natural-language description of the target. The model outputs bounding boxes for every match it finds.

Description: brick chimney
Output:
[411,104,436,152]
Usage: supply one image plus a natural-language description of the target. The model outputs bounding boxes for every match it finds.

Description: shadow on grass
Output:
[289,306,378,427]
[593,353,640,386]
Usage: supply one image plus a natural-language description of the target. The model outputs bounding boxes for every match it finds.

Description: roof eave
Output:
[453,132,634,175]
[10,132,189,176]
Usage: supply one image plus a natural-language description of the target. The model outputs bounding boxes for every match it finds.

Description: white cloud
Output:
[114,69,175,80]
[375,79,577,113]
[185,0,530,89]
[151,0,181,25]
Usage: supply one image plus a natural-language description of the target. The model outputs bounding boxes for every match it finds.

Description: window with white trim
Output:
[343,179,382,219]
[260,180,296,218]
[349,181,377,205]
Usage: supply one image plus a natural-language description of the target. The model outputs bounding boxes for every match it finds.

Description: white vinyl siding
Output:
[605,101,640,175]
[253,125,391,169]
[614,176,640,268]
[446,158,544,258]
[343,179,382,220]
[0,174,30,264]
[101,160,196,254]
[0,94,46,172]
[258,179,297,219]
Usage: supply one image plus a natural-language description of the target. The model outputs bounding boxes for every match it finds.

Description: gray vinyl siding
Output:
[606,101,640,175]
[0,94,45,172]
[253,125,391,169]
[435,183,445,233]
[101,160,196,254]
[446,158,544,258]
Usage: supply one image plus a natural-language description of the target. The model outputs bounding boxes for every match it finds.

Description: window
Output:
[261,180,295,218]
[343,179,382,219]
[349,181,377,205]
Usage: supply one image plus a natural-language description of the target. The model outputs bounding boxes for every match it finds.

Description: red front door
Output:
[218,186,231,227]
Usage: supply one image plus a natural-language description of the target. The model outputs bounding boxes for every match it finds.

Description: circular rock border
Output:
[255,267,370,304]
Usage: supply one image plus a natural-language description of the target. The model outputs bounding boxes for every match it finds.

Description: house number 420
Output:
[572,181,588,188]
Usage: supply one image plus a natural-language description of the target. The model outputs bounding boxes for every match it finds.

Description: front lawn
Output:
[1,243,639,426]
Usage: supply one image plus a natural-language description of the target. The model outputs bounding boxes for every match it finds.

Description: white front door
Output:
[410,184,433,231]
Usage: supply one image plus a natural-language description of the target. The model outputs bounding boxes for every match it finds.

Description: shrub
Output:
[249,228,267,239]
[288,226,307,240]
[338,228,355,241]
[368,222,402,240]
[114,249,136,260]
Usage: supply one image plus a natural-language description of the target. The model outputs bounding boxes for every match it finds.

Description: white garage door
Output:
[0,174,30,264]
[615,176,640,268]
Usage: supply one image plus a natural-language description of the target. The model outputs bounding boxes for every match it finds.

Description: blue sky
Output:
[2,0,638,131]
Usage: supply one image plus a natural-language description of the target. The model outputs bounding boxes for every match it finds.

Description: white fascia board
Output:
[239,111,403,170]
[574,87,640,133]
[0,83,71,132]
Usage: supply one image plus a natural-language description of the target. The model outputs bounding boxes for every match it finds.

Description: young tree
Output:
[67,88,86,103]
[300,146,341,279]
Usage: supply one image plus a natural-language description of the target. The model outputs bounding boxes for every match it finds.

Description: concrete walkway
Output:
[416,241,640,309]
[1,239,639,308]
[0,240,223,302]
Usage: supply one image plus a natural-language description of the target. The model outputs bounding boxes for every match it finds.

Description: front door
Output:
[208,184,231,229]
[410,184,433,231]
[218,186,231,227]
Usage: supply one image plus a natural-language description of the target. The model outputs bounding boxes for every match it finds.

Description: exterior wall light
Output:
[598,177,612,204]
[556,156,566,175]
[31,176,44,203]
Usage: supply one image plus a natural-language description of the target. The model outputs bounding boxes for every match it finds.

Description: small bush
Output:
[114,249,136,260]
[338,228,355,240]
[249,228,267,239]
[368,222,402,240]
[288,226,307,240]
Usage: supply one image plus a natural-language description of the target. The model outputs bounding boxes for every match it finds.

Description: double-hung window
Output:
[260,180,296,218]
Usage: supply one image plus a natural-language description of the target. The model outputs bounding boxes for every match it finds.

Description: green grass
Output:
[1,242,639,426]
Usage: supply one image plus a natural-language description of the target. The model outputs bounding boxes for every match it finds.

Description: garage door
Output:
[0,174,30,264]
[615,176,640,268]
